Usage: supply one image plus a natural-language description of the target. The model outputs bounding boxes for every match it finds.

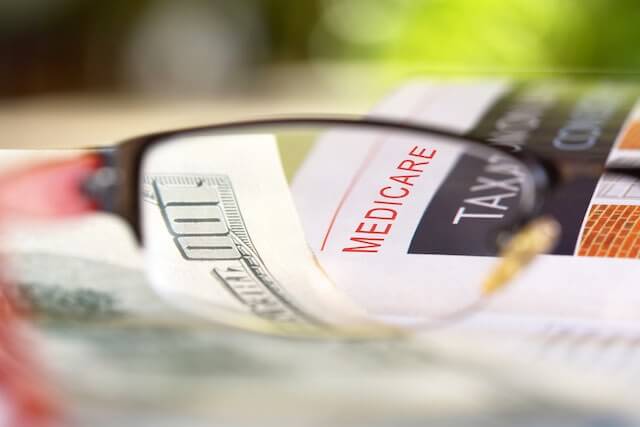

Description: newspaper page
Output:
[292,80,640,326]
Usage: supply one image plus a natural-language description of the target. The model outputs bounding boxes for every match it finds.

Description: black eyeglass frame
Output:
[84,116,639,246]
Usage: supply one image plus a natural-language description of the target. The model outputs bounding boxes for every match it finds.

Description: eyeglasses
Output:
[0,116,636,337]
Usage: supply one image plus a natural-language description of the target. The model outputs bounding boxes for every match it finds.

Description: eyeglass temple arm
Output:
[0,154,105,219]
[0,146,140,241]
[549,157,640,183]
[603,166,640,180]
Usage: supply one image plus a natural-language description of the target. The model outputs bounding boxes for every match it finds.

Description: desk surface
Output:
[0,65,390,149]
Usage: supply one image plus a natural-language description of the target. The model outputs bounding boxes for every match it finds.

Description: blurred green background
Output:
[1,0,639,97]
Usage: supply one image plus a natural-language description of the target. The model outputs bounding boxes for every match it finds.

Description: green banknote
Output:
[4,252,636,427]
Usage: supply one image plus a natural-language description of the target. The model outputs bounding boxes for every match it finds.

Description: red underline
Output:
[319,141,383,251]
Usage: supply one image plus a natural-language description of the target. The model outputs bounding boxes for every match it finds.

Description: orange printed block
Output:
[578,204,640,258]
[618,121,640,149]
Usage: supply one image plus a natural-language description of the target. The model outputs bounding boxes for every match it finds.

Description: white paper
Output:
[293,80,640,326]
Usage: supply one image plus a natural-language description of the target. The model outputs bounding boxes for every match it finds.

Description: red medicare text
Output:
[342,146,436,253]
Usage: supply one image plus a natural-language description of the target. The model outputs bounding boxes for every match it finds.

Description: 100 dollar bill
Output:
[143,173,319,325]
[138,134,377,333]
[0,138,376,334]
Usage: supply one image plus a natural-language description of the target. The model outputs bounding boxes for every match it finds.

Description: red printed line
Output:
[319,89,441,251]
[320,141,383,251]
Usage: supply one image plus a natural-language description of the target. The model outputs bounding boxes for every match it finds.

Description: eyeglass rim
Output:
[89,115,560,242]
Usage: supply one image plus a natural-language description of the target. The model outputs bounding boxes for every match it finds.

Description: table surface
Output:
[0,65,392,149]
